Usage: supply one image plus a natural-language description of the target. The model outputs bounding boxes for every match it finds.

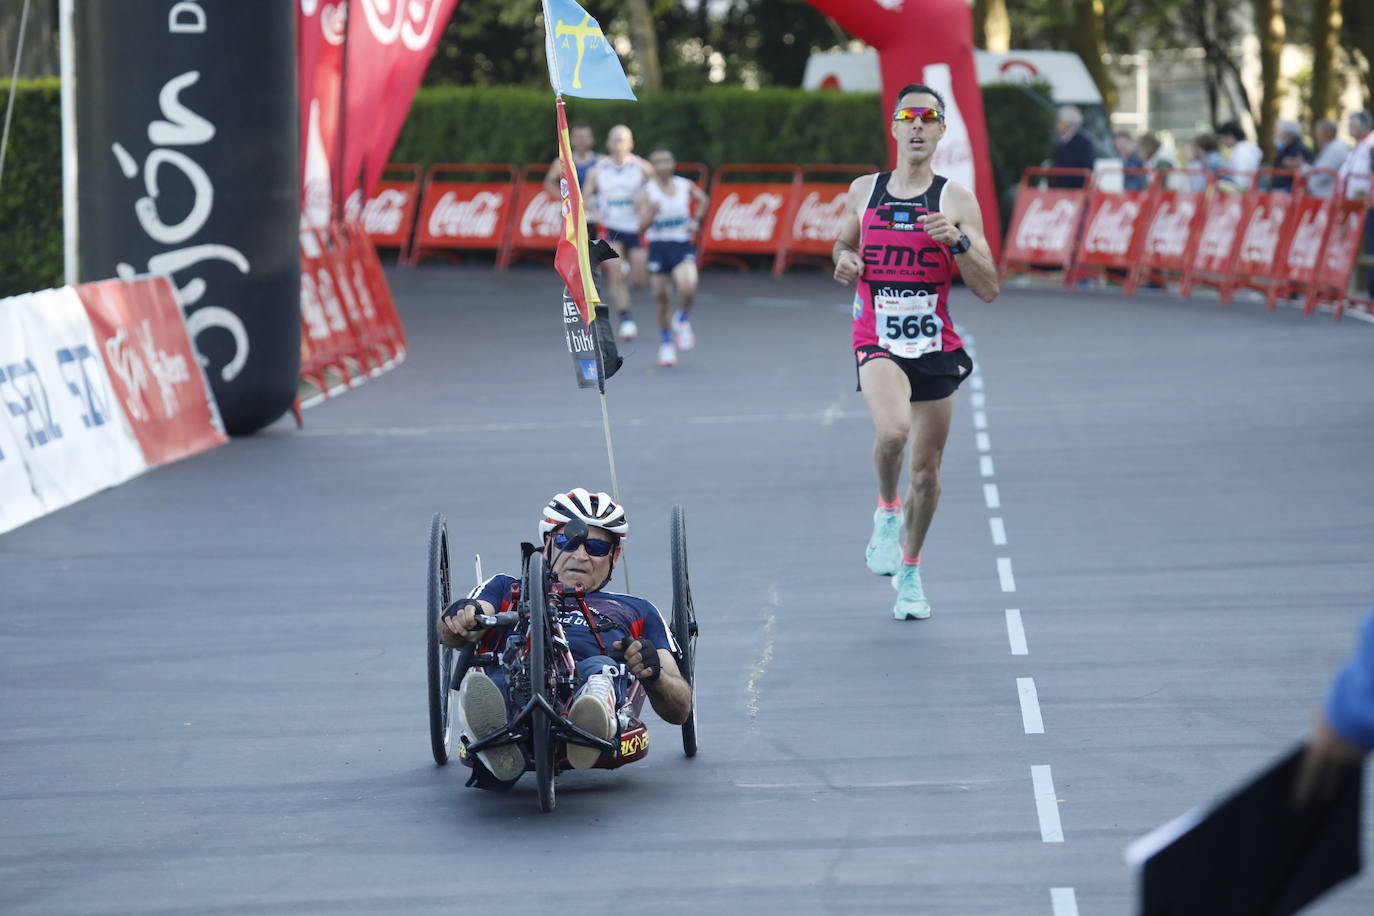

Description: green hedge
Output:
[0,79,63,298]
[1,82,1055,293]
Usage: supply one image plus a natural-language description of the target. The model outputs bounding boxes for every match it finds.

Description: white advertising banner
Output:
[0,287,147,530]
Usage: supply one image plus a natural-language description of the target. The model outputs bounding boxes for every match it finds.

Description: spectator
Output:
[1215,120,1262,190]
[1049,105,1096,188]
[1113,130,1148,190]
[1307,118,1350,198]
[1186,134,1223,192]
[1139,133,1176,171]
[1270,119,1312,191]
[1337,111,1374,297]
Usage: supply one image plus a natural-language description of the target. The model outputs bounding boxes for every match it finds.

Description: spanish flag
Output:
[553,98,599,325]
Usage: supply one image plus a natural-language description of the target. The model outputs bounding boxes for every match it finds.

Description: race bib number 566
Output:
[875,290,942,358]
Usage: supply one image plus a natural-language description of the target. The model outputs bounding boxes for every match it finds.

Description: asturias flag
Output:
[543,0,636,100]
[553,98,599,324]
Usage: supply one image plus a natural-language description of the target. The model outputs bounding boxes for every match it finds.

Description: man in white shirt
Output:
[1216,121,1262,190]
[1307,118,1351,198]
[1337,112,1374,297]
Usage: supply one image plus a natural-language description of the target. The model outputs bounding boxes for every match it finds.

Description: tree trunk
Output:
[624,0,661,92]
[1065,0,1116,114]
[1310,0,1342,129]
[1250,0,1284,161]
[974,0,1011,52]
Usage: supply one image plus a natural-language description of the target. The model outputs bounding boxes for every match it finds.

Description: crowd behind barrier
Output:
[0,276,228,536]
[1002,165,1374,319]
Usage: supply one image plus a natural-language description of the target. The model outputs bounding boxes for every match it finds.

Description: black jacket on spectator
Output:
[1050,129,1096,188]
[1272,139,1313,191]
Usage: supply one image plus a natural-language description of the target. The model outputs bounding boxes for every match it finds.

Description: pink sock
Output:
[877,496,901,511]
[903,554,921,566]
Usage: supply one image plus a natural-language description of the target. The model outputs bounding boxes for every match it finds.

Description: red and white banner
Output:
[699,167,800,270]
[341,0,461,201]
[1181,191,1253,295]
[1228,190,1294,299]
[510,166,564,254]
[411,166,518,263]
[1314,197,1369,300]
[345,166,423,253]
[74,277,228,467]
[788,183,851,256]
[1001,180,1089,273]
[1133,185,1206,286]
[298,0,348,228]
[1071,175,1155,286]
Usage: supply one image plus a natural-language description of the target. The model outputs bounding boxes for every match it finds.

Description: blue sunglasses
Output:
[553,532,617,557]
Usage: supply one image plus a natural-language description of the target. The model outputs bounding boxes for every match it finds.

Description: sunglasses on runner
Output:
[893,106,945,124]
[553,532,617,557]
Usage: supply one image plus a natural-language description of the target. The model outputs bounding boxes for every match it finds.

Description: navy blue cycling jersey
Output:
[470,574,677,662]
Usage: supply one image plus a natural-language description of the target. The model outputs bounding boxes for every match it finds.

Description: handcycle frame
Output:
[426,506,699,813]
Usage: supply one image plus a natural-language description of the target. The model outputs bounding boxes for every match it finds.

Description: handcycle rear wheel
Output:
[527,552,557,813]
[426,513,454,765]
[670,504,698,757]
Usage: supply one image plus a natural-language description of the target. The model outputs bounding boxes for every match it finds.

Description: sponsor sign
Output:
[512,184,565,251]
[346,178,421,249]
[1189,193,1251,278]
[788,183,851,256]
[1315,198,1369,293]
[74,276,228,467]
[0,287,147,527]
[414,181,515,250]
[1231,192,1293,283]
[1077,190,1150,269]
[1137,189,1205,276]
[1002,188,1086,266]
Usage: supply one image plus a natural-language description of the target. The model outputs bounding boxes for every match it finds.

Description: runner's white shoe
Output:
[865,508,902,576]
[567,673,617,770]
[618,318,638,341]
[657,341,677,367]
[458,670,524,781]
[893,564,932,620]
[672,312,696,350]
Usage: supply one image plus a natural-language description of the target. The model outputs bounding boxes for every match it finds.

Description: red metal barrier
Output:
[1308,194,1372,319]
[697,164,800,274]
[1000,168,1091,283]
[508,164,564,264]
[777,164,877,273]
[1268,169,1341,309]
[1179,171,1256,298]
[1129,170,1210,291]
[410,163,518,268]
[1068,168,1158,289]
[1225,169,1301,302]
[349,163,421,263]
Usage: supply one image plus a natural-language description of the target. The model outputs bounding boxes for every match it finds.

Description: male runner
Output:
[636,147,710,367]
[543,121,601,237]
[832,83,999,620]
[583,125,653,342]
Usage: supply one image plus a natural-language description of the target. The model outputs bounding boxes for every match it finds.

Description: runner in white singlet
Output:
[583,126,653,342]
[832,83,1000,621]
[636,147,710,367]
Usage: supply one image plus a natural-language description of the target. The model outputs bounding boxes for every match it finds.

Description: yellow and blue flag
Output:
[543,0,636,100]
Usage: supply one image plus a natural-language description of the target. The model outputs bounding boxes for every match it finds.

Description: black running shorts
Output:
[854,346,974,402]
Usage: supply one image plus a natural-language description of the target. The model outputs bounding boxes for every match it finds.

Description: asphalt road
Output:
[3,262,1373,915]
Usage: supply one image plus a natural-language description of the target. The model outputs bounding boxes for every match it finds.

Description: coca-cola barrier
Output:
[346,164,423,262]
[778,164,881,274]
[1001,165,1373,319]
[72,1,301,435]
[698,165,800,274]
[410,164,519,267]
[296,221,407,423]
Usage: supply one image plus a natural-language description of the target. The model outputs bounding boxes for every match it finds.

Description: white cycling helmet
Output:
[538,488,629,539]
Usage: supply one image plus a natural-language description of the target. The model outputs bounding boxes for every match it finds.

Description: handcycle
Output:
[425,507,699,813]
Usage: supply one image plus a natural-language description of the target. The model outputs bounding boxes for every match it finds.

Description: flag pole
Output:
[545,0,630,589]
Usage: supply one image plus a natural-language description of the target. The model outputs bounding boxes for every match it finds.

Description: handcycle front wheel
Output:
[670,504,698,757]
[526,551,557,813]
[426,512,455,765]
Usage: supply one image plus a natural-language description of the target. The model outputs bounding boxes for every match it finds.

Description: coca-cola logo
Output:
[520,192,563,238]
[1083,199,1140,256]
[1285,208,1327,271]
[793,190,847,241]
[360,189,411,236]
[1144,198,1196,258]
[357,0,447,50]
[1013,197,1078,254]
[710,192,784,242]
[1324,212,1361,271]
[427,190,505,238]
[104,319,193,424]
[1238,203,1286,264]
[1197,199,1241,261]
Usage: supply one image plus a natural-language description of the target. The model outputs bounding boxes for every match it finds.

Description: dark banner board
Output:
[74,1,300,434]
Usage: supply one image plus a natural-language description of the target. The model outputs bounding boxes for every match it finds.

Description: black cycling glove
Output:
[630,637,661,684]
[442,599,482,621]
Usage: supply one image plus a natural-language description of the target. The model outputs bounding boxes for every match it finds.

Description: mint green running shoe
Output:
[865,508,903,576]
[892,564,931,620]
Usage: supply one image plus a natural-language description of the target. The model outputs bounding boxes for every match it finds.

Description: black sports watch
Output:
[949,233,972,255]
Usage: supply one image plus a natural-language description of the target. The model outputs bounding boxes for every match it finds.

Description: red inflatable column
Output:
[807,0,1002,259]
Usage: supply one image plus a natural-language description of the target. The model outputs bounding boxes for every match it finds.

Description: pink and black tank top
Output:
[851,172,963,363]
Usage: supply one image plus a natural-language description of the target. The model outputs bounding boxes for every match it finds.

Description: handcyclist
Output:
[437,488,691,784]
[636,146,710,367]
[542,120,601,237]
[832,83,1000,621]
[583,126,653,341]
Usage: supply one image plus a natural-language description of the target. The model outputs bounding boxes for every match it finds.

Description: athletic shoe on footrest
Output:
[458,670,524,781]
[567,673,617,769]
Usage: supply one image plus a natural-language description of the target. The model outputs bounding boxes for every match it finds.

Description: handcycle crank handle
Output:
[473,611,520,630]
